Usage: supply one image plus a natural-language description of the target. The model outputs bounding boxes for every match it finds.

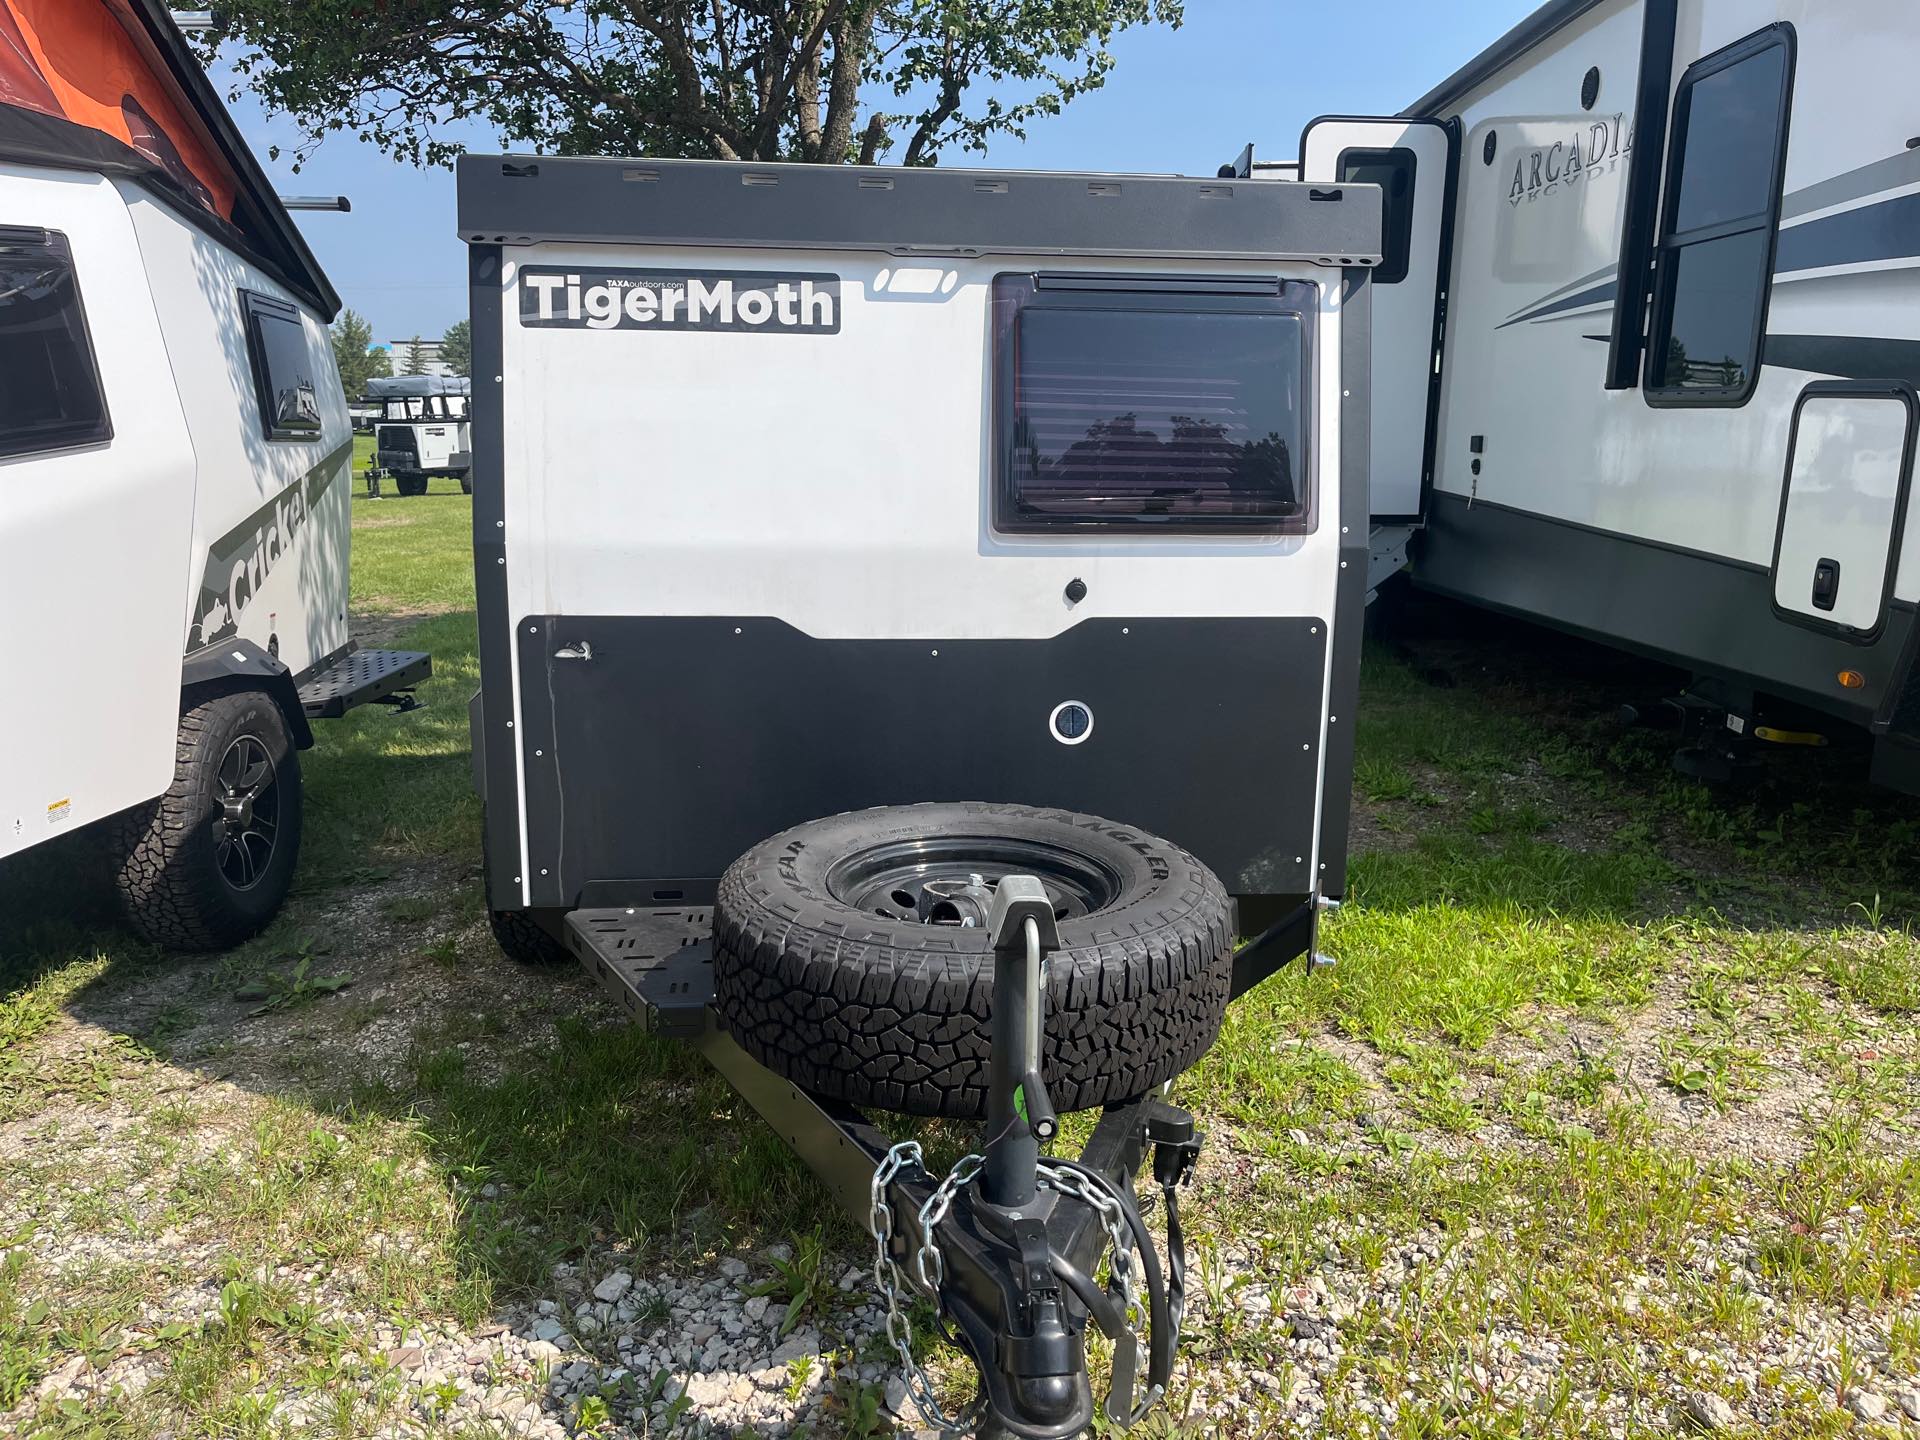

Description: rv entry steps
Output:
[297,647,432,719]
[566,907,716,1037]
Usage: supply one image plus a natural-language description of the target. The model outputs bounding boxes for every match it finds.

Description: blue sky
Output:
[225,0,1534,344]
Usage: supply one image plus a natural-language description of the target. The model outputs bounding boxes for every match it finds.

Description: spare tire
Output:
[713,803,1233,1119]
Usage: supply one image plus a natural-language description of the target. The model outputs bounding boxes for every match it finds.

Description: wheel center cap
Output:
[223,793,254,831]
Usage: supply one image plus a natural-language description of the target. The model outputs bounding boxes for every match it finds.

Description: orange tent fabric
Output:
[0,0,235,218]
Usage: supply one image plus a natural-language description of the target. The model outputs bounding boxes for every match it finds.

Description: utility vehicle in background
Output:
[0,0,429,948]
[460,152,1382,1434]
[368,373,473,495]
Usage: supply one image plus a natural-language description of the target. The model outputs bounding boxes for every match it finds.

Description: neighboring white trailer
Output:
[1266,0,1920,788]
[367,373,473,495]
[0,0,428,948]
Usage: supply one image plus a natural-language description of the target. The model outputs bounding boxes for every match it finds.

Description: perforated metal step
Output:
[565,907,714,1036]
[297,648,432,719]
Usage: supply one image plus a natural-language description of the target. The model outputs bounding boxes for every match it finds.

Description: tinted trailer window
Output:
[994,275,1314,533]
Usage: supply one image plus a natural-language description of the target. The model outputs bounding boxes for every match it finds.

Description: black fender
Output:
[181,638,315,750]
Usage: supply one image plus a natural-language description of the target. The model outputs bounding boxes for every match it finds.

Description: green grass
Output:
[3,474,1919,1437]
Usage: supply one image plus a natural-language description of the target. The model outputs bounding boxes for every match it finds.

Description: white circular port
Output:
[1048,700,1094,746]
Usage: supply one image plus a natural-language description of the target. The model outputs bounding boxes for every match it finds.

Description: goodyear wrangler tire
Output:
[713,803,1234,1119]
[109,689,302,951]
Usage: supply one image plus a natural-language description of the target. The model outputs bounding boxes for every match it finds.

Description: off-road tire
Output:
[488,906,571,966]
[110,690,302,951]
[395,472,428,497]
[481,812,571,965]
[713,803,1234,1118]
[459,476,473,495]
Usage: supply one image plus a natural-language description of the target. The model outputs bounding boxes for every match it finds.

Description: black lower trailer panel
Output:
[296,647,432,719]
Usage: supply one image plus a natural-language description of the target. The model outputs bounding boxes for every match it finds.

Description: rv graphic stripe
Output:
[1499,151,1920,331]
[517,266,841,334]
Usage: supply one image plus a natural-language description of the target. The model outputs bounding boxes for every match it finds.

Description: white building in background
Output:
[382,337,454,377]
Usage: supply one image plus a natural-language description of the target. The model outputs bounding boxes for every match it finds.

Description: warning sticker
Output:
[47,797,72,827]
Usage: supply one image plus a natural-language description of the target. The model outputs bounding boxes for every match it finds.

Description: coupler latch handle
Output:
[985,876,1063,1205]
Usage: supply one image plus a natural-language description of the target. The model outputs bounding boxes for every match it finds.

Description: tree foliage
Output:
[401,335,428,375]
[207,0,1181,169]
[330,308,389,397]
[440,319,472,376]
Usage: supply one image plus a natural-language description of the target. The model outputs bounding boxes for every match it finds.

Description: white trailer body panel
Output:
[122,183,354,677]
[499,246,1345,641]
[0,165,197,856]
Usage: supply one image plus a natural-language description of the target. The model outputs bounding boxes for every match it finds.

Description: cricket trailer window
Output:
[993,274,1316,534]
[242,290,324,440]
[1646,26,1794,406]
[0,229,111,460]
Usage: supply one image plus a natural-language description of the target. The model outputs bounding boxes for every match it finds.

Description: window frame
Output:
[240,288,324,441]
[1643,23,1796,409]
[990,271,1319,537]
[0,226,113,460]
[1336,146,1416,286]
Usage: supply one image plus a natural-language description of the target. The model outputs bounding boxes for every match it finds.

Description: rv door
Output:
[1301,117,1454,523]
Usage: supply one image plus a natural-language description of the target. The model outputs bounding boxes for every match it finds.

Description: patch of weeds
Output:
[828,1374,889,1437]
[417,935,460,968]
[1381,1042,1479,1132]
[752,1231,829,1339]
[382,894,439,925]
[1355,756,1417,802]
[1537,1042,1620,1106]
[1656,1031,1766,1109]
[574,1389,613,1435]
[0,1248,55,1410]
[0,986,61,1107]
[234,953,354,1016]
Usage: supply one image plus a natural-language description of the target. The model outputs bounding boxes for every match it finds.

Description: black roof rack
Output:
[457,153,1384,266]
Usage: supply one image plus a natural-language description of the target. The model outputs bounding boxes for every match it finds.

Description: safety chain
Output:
[869,1141,983,1433]
[1035,1160,1163,1425]
[868,1143,1161,1433]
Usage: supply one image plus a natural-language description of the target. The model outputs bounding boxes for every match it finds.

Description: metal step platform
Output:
[564,907,715,1037]
[296,647,432,719]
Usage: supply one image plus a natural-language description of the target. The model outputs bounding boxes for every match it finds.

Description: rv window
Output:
[993,274,1315,534]
[1336,147,1416,286]
[242,290,324,439]
[0,229,111,459]
[1645,27,1793,405]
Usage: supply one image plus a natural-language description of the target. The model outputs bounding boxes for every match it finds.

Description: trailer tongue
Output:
[459,154,1380,1433]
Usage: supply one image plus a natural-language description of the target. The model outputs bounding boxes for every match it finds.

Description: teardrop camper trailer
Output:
[0,0,429,948]
[1272,0,1920,789]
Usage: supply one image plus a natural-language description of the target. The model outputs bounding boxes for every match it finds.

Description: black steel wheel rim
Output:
[214,734,279,892]
[825,835,1123,925]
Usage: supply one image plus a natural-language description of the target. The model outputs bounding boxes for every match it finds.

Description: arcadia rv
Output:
[0,0,429,948]
[459,153,1381,1433]
[1267,0,1920,788]
[368,373,473,494]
